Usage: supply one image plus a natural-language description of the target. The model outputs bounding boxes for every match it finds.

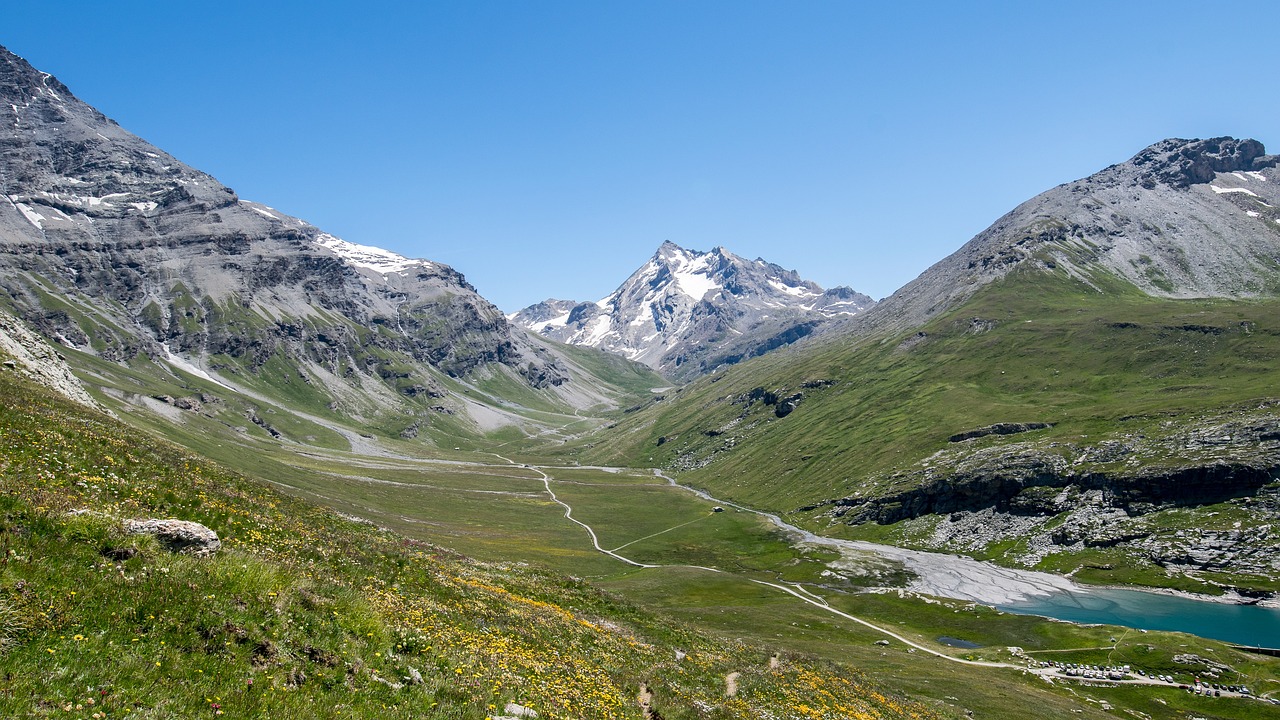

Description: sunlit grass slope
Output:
[0,370,942,720]
[583,266,1280,511]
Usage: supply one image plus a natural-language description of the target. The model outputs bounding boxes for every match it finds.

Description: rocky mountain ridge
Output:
[841,137,1280,336]
[512,240,873,379]
[0,45,650,434]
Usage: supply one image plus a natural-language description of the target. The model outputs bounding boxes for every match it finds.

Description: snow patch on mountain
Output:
[313,233,430,274]
[670,254,722,300]
[1211,185,1259,197]
[512,241,874,379]
[14,201,44,229]
[243,202,281,221]
[768,278,819,298]
[529,312,571,333]
[161,343,231,390]
[582,315,614,346]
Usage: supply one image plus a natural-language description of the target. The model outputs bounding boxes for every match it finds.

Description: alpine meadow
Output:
[3,24,1280,720]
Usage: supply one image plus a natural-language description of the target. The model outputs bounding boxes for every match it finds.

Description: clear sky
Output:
[6,2,1279,311]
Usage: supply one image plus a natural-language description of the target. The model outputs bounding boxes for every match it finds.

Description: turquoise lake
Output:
[1001,587,1280,648]
[672,481,1280,650]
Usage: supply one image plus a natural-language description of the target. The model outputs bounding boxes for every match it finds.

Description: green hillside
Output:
[0,369,939,720]
[579,266,1280,594]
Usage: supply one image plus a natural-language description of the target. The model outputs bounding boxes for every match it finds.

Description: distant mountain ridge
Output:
[512,241,874,379]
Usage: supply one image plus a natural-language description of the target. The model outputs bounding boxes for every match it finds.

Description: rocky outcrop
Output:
[773,393,804,418]
[125,518,221,556]
[830,447,1277,526]
[0,309,102,409]
[915,483,1280,589]
[1130,137,1276,189]
[812,409,1280,526]
[734,386,805,418]
[802,408,1280,590]
[948,422,1052,443]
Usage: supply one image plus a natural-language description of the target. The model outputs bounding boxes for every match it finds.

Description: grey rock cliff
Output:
[0,45,571,408]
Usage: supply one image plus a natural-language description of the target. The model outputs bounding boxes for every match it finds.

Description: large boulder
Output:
[125,518,221,556]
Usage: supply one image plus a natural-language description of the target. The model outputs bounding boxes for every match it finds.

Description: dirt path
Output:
[725,671,740,697]
[749,579,1016,669]
[522,461,1027,671]
[611,514,710,552]
[499,454,725,573]
[536,465,656,569]
[637,682,658,719]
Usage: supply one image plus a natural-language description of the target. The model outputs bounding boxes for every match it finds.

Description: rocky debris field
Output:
[797,405,1280,598]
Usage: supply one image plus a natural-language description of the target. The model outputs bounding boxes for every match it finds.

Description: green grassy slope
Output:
[0,368,942,719]
[6,269,669,458]
[587,267,1280,503]
[575,267,1280,590]
[8,313,1280,720]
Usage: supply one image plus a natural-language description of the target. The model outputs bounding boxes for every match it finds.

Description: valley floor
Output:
[222,422,1280,719]
[36,356,1280,719]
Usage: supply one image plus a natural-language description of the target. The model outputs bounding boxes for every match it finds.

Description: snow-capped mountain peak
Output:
[665,249,722,301]
[513,241,875,379]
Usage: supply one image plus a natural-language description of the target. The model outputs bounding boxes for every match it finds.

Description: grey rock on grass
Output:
[125,518,221,556]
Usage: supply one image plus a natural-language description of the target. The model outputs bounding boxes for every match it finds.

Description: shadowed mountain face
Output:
[511,241,874,380]
[843,136,1280,336]
[0,45,633,426]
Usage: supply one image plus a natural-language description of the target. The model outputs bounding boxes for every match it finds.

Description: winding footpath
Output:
[505,456,1023,671]
[513,458,1274,699]
[490,454,725,574]
[537,463,656,569]
[749,578,1013,668]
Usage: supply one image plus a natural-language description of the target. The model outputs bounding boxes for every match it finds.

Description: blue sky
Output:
[6,2,1279,311]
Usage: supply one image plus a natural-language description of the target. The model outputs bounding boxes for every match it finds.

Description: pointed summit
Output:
[1,44,73,101]
[512,241,874,379]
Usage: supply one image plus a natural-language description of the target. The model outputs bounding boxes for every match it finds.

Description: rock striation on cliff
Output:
[0,45,616,429]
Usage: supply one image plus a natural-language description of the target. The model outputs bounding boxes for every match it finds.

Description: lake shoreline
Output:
[1083,582,1280,609]
[656,471,1280,640]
